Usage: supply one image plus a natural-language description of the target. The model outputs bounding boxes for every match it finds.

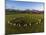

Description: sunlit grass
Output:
[5,13,44,34]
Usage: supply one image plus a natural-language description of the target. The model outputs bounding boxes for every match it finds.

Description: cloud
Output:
[11,0,45,2]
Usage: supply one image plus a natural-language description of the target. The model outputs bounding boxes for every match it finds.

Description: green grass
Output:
[5,13,44,34]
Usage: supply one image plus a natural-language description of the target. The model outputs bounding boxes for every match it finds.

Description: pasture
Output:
[5,13,44,34]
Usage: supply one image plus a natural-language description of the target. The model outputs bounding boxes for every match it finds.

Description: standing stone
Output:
[13,23,16,26]
[24,24,27,27]
[8,21,10,24]
[29,23,31,26]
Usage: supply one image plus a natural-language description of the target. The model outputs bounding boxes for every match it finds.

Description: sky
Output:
[5,0,44,10]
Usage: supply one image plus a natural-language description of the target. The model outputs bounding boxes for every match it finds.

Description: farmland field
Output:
[5,13,44,34]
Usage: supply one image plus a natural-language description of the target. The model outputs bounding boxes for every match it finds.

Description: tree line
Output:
[5,9,44,15]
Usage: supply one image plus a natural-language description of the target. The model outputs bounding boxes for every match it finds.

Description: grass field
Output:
[5,13,44,34]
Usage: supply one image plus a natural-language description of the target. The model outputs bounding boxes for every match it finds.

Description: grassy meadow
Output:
[5,13,44,34]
